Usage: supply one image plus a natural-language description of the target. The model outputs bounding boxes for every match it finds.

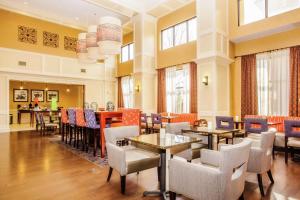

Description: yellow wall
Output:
[0,9,81,58]
[116,32,134,77]
[230,27,300,116]
[9,81,84,123]
[157,2,196,68]
[229,0,300,40]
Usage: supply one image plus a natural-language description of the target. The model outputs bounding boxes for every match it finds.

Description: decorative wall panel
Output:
[64,36,77,52]
[43,31,59,48]
[18,26,37,44]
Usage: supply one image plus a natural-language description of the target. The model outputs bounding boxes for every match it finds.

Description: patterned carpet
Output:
[49,136,108,167]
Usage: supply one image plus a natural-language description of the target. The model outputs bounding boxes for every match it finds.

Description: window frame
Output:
[161,16,197,50]
[238,0,300,26]
[120,43,134,63]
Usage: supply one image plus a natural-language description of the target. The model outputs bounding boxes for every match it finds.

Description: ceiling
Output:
[0,0,194,33]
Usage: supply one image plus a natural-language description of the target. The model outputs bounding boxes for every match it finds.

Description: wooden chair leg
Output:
[267,170,274,183]
[94,129,97,156]
[107,167,113,182]
[239,193,244,200]
[285,137,288,164]
[120,175,126,194]
[257,174,264,196]
[169,191,176,200]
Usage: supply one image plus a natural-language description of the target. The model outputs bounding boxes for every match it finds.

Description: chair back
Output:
[90,102,98,111]
[151,113,162,125]
[284,120,300,138]
[193,119,208,127]
[60,109,68,124]
[216,116,234,130]
[245,118,268,134]
[67,108,76,126]
[75,108,86,127]
[166,122,190,135]
[122,109,140,126]
[141,113,147,123]
[84,109,98,129]
[219,139,252,200]
[104,126,139,145]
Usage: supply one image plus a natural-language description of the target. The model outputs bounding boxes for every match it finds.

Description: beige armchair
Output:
[104,126,160,194]
[166,122,208,161]
[169,139,252,200]
[247,131,276,196]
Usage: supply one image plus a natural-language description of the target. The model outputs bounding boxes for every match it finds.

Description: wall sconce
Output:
[135,85,140,93]
[202,76,208,85]
[19,81,24,90]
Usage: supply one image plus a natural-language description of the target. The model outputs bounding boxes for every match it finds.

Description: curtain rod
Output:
[234,45,298,59]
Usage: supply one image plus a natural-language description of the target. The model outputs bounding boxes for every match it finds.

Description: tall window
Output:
[256,48,290,116]
[161,17,197,50]
[121,43,134,63]
[239,0,300,25]
[121,76,134,108]
[166,64,190,113]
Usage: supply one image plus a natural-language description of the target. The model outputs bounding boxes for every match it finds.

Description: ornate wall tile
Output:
[18,26,37,44]
[64,36,77,52]
[43,31,59,48]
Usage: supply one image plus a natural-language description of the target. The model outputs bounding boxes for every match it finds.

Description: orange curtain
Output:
[117,77,124,108]
[190,62,197,113]
[241,54,258,118]
[289,46,300,116]
[157,68,166,113]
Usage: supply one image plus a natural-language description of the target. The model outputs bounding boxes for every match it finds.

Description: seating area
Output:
[1,0,300,200]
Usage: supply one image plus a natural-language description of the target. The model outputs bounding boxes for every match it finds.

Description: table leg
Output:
[18,112,21,124]
[30,112,34,127]
[100,115,106,158]
[208,134,213,150]
[143,151,166,198]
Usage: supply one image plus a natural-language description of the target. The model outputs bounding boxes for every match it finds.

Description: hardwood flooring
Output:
[0,131,300,200]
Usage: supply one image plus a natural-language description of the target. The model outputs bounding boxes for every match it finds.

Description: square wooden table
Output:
[182,127,240,149]
[126,133,201,199]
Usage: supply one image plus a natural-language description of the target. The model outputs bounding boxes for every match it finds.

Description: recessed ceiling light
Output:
[75,17,79,21]
[23,1,28,5]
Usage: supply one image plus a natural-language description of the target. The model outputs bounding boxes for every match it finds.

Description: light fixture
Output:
[20,81,24,90]
[66,88,70,93]
[86,25,100,60]
[97,16,122,55]
[135,84,140,93]
[202,76,208,85]
[45,83,48,91]
[75,17,79,21]
[76,33,95,64]
[23,1,28,5]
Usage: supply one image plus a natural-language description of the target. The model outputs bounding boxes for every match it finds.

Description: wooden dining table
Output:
[126,133,201,199]
[96,111,123,158]
[182,127,240,149]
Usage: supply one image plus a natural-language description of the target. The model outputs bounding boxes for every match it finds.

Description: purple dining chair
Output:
[245,118,268,134]
[151,113,162,133]
[67,108,76,147]
[284,120,300,163]
[84,109,101,156]
[216,116,235,145]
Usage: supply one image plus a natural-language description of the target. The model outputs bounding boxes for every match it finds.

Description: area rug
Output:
[49,136,108,167]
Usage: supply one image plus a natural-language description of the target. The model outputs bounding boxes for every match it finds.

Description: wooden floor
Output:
[0,131,300,200]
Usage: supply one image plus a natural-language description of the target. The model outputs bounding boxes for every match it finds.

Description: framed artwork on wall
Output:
[46,90,59,102]
[31,90,44,102]
[13,89,28,102]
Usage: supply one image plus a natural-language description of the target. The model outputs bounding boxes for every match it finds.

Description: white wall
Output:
[0,47,116,133]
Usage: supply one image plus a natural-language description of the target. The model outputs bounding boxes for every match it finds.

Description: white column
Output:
[0,74,10,133]
[132,14,157,114]
[196,0,232,122]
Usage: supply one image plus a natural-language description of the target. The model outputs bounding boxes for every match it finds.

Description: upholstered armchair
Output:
[284,120,300,163]
[247,131,276,196]
[104,126,160,194]
[169,139,252,200]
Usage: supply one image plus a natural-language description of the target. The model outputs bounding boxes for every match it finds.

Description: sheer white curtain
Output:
[166,64,190,113]
[256,48,290,116]
[121,76,133,108]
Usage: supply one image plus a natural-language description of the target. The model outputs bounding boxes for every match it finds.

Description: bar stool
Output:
[67,108,76,147]
[84,109,101,156]
[75,108,87,150]
[60,108,69,143]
